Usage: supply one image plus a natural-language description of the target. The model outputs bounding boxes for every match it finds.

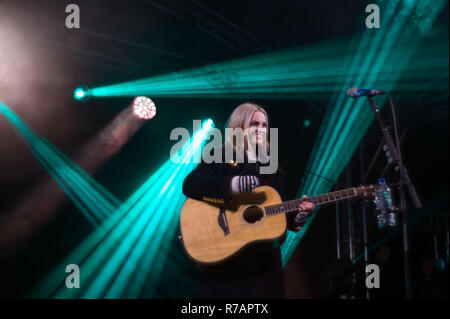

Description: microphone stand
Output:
[366,96,423,299]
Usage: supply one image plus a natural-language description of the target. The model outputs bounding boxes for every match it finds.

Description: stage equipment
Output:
[132,96,156,120]
[74,86,91,102]
[365,93,422,299]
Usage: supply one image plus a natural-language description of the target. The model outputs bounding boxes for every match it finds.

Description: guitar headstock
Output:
[355,185,376,198]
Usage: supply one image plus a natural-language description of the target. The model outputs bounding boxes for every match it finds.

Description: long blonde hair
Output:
[224,103,269,153]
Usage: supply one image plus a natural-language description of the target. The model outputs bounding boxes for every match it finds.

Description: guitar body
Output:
[179,186,286,270]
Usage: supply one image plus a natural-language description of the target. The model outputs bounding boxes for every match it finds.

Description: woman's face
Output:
[248,111,267,148]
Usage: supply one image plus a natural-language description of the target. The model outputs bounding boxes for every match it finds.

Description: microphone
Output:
[347,87,386,98]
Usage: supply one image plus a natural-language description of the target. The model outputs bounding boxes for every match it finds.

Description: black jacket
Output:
[182,148,297,298]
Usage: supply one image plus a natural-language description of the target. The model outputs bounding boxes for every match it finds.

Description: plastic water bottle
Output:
[374,178,393,228]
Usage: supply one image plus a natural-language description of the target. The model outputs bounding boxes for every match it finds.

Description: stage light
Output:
[0,100,150,261]
[30,119,214,298]
[203,118,213,130]
[88,31,447,101]
[0,101,116,224]
[132,96,156,120]
[73,86,90,102]
[75,89,85,98]
[303,119,310,128]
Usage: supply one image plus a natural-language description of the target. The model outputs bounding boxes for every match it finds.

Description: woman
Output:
[182,102,314,298]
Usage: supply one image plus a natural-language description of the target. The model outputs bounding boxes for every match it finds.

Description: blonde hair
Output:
[225,102,269,153]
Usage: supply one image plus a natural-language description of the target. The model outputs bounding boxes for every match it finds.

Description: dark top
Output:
[182,148,297,299]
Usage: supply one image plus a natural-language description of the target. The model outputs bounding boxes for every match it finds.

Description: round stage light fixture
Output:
[132,96,156,120]
[74,86,91,102]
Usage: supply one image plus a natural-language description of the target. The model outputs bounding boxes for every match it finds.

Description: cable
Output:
[388,95,403,170]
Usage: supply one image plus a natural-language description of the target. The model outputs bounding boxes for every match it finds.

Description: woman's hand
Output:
[298,194,314,212]
[293,195,315,232]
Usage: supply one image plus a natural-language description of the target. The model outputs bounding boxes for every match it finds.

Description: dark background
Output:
[0,0,448,298]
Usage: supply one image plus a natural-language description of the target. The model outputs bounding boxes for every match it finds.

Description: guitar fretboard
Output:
[264,188,357,216]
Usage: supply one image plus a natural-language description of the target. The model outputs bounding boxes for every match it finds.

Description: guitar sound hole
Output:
[243,206,264,224]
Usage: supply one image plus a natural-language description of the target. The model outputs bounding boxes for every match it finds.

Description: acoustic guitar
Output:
[179,185,374,270]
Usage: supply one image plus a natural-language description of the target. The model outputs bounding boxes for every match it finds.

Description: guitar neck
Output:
[264,187,358,216]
